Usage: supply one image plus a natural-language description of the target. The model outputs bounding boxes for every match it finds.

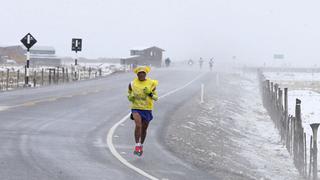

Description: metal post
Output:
[310,123,320,180]
[25,50,30,86]
[74,51,78,80]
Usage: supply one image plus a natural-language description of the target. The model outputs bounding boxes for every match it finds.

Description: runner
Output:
[127,66,159,156]
[209,58,214,71]
[199,57,204,69]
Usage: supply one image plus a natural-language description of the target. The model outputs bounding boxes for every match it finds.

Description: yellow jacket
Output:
[128,78,158,110]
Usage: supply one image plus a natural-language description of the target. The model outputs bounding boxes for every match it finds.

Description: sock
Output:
[136,143,141,146]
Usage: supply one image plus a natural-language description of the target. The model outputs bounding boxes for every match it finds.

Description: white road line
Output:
[106,72,205,180]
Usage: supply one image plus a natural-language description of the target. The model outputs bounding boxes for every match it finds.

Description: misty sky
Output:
[1,0,320,66]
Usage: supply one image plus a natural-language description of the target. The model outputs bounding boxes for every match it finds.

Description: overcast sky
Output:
[1,0,320,66]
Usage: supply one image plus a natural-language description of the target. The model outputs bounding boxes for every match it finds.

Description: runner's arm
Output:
[150,87,158,101]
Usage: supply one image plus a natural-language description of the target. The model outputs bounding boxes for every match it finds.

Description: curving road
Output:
[0,68,215,180]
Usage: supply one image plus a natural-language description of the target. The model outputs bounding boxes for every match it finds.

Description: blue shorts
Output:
[131,109,153,122]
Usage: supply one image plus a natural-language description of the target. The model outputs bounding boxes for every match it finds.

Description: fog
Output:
[1,0,320,66]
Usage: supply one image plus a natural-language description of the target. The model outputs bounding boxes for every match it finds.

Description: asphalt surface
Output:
[0,68,215,180]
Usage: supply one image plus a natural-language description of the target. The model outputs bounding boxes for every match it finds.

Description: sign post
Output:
[71,38,82,80]
[21,33,37,87]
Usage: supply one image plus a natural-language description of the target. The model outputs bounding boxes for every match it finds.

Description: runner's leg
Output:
[132,112,142,143]
[141,120,149,144]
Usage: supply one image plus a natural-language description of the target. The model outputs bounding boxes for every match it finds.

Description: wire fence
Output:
[0,65,126,91]
[258,69,319,180]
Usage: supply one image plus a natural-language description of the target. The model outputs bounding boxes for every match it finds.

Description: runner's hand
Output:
[151,94,158,101]
[143,87,152,95]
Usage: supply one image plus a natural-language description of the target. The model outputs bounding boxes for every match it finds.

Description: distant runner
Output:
[165,58,171,67]
[188,59,194,66]
[127,66,159,156]
[209,58,214,71]
[199,57,204,69]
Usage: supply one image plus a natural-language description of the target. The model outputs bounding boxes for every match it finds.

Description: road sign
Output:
[21,33,37,50]
[273,54,284,59]
[72,38,82,52]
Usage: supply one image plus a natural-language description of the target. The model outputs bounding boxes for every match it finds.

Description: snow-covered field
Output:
[264,72,320,134]
[264,72,320,82]
[263,71,320,92]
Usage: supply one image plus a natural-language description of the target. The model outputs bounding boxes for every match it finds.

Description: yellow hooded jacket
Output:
[128,77,158,110]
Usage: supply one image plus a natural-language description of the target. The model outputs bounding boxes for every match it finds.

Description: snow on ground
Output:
[231,73,300,180]
[0,62,125,71]
[263,71,320,131]
[263,71,320,177]
[165,71,301,179]
[288,90,320,170]
[288,90,320,131]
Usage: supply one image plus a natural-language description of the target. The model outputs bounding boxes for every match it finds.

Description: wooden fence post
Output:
[33,71,36,87]
[6,69,9,90]
[304,132,307,176]
[57,67,59,84]
[49,69,52,85]
[41,68,44,86]
[284,88,289,150]
[17,70,20,88]
[310,123,320,180]
[309,136,313,179]
[62,67,65,83]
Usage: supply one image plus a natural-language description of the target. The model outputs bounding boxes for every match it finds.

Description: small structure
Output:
[0,45,61,66]
[0,55,4,63]
[22,46,61,66]
[120,46,164,67]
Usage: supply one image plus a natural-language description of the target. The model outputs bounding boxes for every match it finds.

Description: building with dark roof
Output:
[120,46,164,67]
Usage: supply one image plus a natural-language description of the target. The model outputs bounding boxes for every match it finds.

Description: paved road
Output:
[0,68,215,180]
